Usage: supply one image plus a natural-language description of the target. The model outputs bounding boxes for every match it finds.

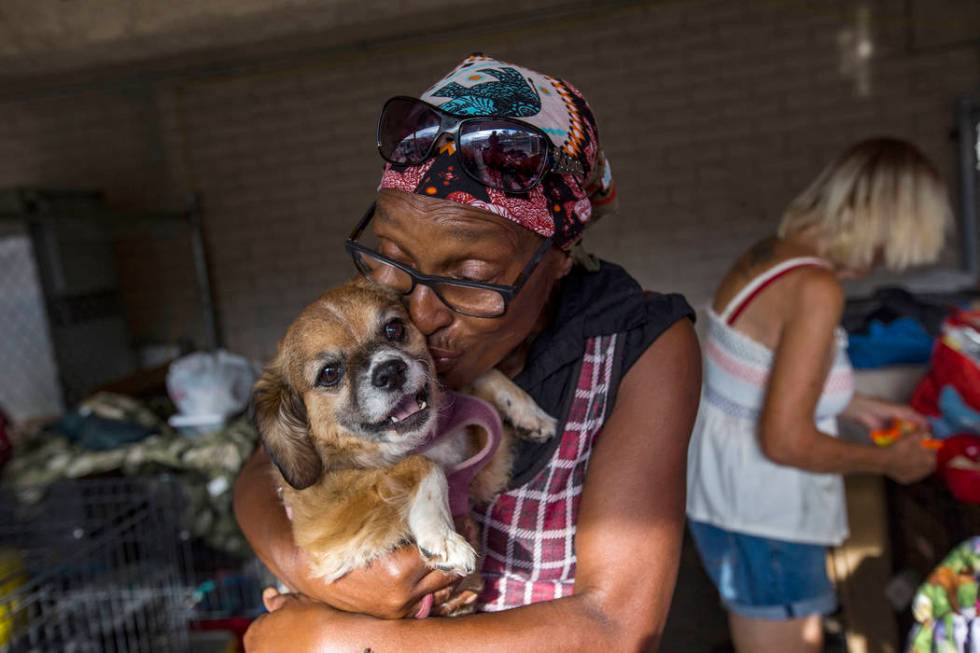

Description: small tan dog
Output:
[253,278,555,593]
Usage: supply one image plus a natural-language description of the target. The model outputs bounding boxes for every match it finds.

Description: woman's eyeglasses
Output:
[345,203,552,318]
[377,96,584,194]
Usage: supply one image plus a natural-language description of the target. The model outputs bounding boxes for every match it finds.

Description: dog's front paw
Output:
[507,399,557,443]
[417,530,477,576]
[470,370,557,442]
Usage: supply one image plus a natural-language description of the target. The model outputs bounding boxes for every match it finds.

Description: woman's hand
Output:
[245,589,359,653]
[842,395,936,483]
[245,590,325,653]
[880,433,937,484]
[303,545,459,619]
[843,394,929,431]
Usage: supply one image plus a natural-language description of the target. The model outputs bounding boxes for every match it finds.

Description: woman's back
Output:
[712,237,839,351]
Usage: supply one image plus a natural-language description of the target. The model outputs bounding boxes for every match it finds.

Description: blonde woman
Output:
[687,138,952,653]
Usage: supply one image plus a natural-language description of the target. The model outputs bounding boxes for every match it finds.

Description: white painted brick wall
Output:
[0,0,976,361]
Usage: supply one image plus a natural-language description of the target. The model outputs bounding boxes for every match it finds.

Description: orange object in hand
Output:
[871,418,940,450]
[870,418,916,446]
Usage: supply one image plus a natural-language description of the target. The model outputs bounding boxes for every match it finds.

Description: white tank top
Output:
[686,257,856,545]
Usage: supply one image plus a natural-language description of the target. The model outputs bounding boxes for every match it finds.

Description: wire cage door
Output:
[0,477,193,653]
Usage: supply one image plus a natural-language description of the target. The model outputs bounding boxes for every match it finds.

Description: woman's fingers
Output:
[410,593,435,619]
[415,568,461,597]
[262,587,307,613]
[407,572,461,619]
[262,586,283,612]
[892,404,929,426]
[884,434,937,483]
[859,413,887,431]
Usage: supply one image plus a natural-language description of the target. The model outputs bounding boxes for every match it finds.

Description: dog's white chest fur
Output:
[420,428,472,469]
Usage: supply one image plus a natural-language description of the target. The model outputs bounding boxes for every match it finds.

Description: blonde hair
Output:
[778,138,951,271]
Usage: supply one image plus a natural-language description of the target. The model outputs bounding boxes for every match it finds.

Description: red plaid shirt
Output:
[473,333,618,611]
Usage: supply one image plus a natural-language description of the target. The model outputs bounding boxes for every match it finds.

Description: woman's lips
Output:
[428,346,460,373]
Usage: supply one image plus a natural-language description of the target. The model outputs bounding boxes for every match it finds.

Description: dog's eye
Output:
[383,318,406,342]
[316,363,343,388]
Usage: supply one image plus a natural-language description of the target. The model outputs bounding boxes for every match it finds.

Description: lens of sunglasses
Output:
[351,250,414,294]
[458,121,549,193]
[379,98,441,165]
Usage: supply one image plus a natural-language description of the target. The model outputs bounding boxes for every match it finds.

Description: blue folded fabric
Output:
[938,385,980,436]
[56,411,156,451]
[930,415,961,440]
[848,317,934,369]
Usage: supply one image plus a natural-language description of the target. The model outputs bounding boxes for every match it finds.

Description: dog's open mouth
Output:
[388,388,429,424]
[364,387,431,434]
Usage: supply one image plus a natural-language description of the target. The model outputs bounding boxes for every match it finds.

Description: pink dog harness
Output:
[412,390,503,518]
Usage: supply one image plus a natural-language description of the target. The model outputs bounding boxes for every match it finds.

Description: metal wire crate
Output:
[188,547,270,623]
[0,476,193,653]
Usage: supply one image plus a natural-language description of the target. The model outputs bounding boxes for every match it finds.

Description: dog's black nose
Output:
[372,359,407,391]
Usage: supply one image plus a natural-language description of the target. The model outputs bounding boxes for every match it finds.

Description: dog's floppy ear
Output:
[253,365,323,490]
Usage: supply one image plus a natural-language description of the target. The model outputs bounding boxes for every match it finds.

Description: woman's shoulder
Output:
[556,260,694,338]
[713,238,840,313]
[785,267,845,323]
[555,260,695,382]
[518,259,694,392]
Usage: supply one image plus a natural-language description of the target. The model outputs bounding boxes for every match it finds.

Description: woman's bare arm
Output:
[759,268,935,482]
[243,319,702,653]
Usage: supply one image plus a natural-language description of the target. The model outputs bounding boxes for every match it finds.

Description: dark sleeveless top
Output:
[473,260,693,611]
[510,260,694,487]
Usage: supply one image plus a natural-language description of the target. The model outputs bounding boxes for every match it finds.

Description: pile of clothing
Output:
[845,287,950,370]
[912,311,980,444]
[1,392,259,556]
[909,538,980,652]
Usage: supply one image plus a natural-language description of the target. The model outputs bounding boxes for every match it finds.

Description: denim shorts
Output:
[688,520,837,620]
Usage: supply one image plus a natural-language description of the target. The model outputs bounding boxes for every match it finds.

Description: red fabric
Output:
[936,434,980,503]
[471,333,617,611]
[911,310,980,416]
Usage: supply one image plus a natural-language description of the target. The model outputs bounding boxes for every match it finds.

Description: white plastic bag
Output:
[166,350,257,436]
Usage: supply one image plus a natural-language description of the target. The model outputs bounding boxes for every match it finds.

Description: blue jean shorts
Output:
[688,520,837,620]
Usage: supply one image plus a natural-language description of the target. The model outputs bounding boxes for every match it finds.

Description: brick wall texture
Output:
[1,0,977,361]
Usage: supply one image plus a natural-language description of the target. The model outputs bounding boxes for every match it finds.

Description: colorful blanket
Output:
[910,537,980,652]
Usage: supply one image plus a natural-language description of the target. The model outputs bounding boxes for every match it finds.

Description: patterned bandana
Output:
[378,54,616,250]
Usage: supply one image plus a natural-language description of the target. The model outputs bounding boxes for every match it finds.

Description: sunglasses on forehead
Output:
[377,96,585,194]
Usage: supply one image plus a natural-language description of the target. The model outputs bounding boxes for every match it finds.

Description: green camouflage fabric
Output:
[78,392,167,429]
[909,537,980,652]
[2,393,259,557]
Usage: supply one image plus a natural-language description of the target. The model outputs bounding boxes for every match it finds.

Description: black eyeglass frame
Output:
[376,95,585,193]
[345,202,553,318]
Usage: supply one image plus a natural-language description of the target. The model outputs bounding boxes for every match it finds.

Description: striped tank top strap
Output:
[719,257,831,326]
